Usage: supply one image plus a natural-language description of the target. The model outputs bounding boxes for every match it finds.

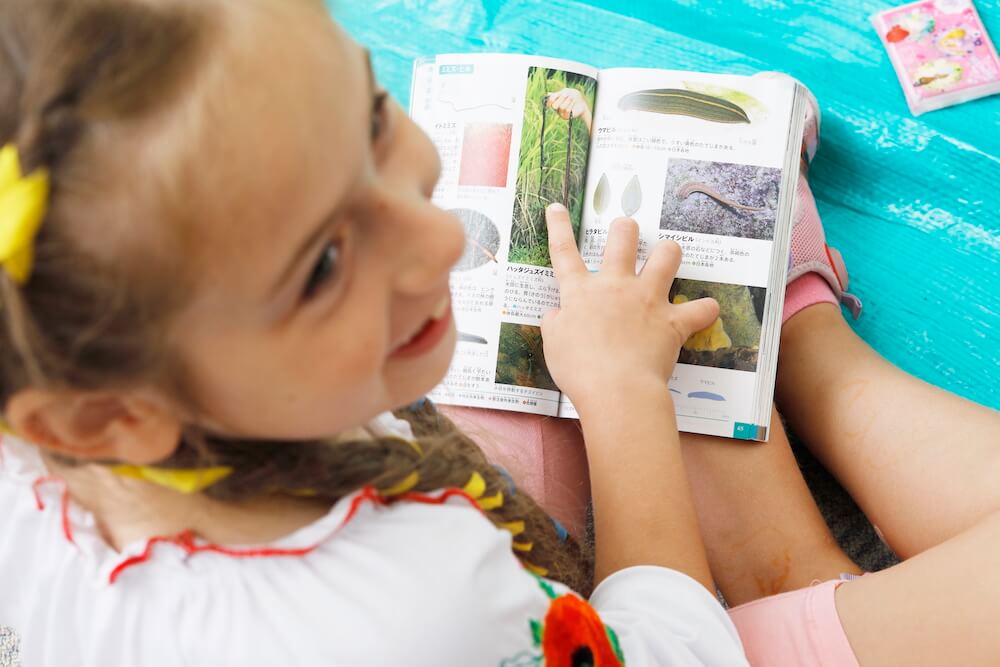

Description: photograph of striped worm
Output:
[618,88,751,124]
[660,158,781,240]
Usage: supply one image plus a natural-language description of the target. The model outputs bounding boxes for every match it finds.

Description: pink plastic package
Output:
[871,0,1000,115]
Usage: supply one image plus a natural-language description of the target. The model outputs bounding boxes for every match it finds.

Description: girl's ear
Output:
[4,389,182,465]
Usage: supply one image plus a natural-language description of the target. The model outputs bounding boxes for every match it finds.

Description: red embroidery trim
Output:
[9,444,487,585]
[31,477,55,512]
[107,486,483,584]
[61,487,76,545]
[2,434,77,546]
[30,475,76,545]
[32,476,59,511]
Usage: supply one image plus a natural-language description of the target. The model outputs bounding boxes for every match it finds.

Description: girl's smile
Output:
[388,294,454,359]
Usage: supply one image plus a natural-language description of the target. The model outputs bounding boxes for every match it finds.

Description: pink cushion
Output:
[439,405,590,537]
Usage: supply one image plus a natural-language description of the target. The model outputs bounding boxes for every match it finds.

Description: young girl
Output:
[0,0,745,664]
[1,2,997,667]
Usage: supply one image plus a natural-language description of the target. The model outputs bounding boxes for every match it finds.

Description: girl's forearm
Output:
[577,381,714,591]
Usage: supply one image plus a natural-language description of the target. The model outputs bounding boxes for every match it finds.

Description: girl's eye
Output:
[372,90,390,141]
[303,241,341,299]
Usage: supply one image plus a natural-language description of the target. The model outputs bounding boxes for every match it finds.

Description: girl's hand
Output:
[540,204,719,413]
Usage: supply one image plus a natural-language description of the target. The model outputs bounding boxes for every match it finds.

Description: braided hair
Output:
[171,401,592,593]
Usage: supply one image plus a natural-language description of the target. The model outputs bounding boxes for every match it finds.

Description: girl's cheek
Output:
[318,331,384,400]
[310,276,387,374]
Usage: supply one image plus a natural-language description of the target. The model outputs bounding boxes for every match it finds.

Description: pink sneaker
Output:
[788,172,863,320]
[755,72,863,321]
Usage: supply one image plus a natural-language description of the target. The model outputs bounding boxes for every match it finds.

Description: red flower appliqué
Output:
[539,593,624,666]
[508,576,624,666]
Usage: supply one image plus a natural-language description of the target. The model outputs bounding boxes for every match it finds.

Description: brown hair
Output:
[0,0,592,594]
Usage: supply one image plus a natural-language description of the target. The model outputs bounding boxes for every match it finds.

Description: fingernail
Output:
[547,203,567,214]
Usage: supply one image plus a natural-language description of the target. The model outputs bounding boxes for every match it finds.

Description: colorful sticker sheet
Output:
[872,0,1000,115]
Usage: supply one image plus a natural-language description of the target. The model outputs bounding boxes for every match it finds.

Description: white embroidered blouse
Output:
[0,414,748,666]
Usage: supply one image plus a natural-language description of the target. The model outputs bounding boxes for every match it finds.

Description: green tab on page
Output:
[733,423,758,440]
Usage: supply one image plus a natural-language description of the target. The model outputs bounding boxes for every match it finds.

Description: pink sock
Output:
[782,273,837,324]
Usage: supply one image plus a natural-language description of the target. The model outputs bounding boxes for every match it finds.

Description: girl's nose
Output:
[383,195,465,295]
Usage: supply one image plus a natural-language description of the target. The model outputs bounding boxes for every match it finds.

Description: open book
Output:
[410,54,807,441]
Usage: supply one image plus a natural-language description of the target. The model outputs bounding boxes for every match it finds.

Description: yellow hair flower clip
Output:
[0,144,50,285]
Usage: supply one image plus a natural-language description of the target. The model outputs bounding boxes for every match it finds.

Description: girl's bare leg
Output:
[680,412,859,606]
[776,303,1000,559]
[834,511,1000,665]
[680,307,1000,666]
[769,303,1000,664]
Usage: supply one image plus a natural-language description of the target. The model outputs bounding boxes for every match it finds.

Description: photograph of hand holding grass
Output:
[510,67,596,267]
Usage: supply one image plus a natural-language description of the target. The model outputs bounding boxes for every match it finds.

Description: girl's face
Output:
[169,10,464,440]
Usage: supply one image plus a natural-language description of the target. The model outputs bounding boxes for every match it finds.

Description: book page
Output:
[410,54,598,416]
[560,69,801,440]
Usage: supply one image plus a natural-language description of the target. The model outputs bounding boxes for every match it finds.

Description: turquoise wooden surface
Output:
[336,0,999,410]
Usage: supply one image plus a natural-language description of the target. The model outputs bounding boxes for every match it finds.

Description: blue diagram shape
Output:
[688,391,725,401]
